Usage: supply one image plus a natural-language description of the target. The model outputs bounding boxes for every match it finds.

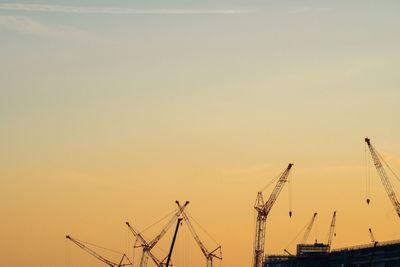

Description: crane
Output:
[367,228,378,267]
[368,228,377,244]
[283,212,317,255]
[300,213,318,244]
[165,218,183,267]
[327,211,336,251]
[126,202,189,267]
[66,235,132,267]
[365,138,400,217]
[253,163,294,267]
[176,201,222,267]
[283,249,293,256]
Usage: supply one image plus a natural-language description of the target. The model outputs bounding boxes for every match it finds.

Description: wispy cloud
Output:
[0,15,93,40]
[0,3,250,15]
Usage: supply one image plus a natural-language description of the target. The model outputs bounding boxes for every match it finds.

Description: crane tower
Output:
[252,163,294,267]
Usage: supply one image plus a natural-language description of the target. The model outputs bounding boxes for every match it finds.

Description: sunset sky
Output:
[1,1,400,267]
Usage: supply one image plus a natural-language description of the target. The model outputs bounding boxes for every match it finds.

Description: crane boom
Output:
[368,228,378,267]
[126,222,164,267]
[165,218,183,267]
[301,213,317,244]
[176,201,222,267]
[365,138,400,217]
[369,228,376,243]
[149,202,189,248]
[66,235,131,267]
[327,211,336,250]
[126,203,188,267]
[253,163,294,267]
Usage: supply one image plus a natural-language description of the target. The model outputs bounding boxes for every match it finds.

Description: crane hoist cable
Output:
[288,173,293,217]
[365,143,372,204]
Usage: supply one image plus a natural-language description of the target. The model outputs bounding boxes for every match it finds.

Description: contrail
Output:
[0,3,250,15]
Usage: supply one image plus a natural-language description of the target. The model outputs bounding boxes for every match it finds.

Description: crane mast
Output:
[253,163,294,267]
[301,213,318,244]
[365,138,400,217]
[66,235,131,267]
[176,201,222,267]
[126,202,188,267]
[327,211,336,250]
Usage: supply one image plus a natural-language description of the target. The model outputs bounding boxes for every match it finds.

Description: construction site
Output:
[66,138,400,267]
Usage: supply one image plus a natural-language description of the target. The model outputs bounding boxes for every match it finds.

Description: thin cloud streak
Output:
[0,3,250,15]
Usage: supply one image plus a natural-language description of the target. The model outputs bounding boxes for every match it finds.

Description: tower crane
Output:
[300,213,318,244]
[365,138,400,217]
[66,235,132,267]
[253,163,294,267]
[176,201,222,267]
[126,202,189,267]
[327,211,336,251]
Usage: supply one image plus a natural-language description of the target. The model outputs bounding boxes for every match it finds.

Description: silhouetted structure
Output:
[264,239,400,267]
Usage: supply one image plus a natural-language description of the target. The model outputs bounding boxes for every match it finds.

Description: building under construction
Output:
[264,239,400,267]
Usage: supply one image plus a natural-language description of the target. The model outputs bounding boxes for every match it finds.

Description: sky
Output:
[1,1,400,267]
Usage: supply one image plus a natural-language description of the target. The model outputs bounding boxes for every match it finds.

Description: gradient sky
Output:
[1,1,400,267]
